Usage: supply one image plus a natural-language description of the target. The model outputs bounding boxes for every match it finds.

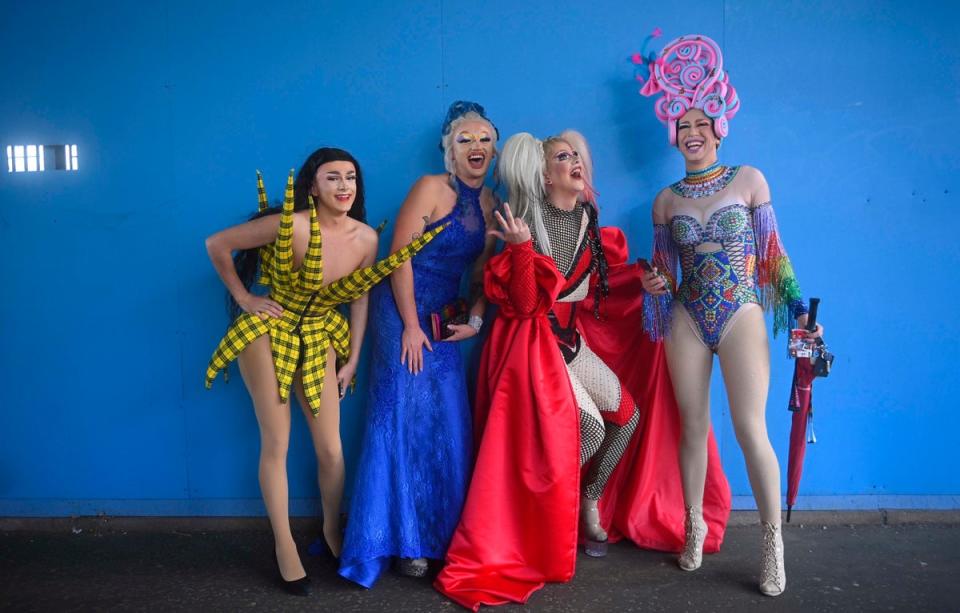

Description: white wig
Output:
[497,132,552,255]
[497,130,597,255]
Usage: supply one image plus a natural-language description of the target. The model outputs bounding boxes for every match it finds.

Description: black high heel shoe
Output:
[277,572,311,597]
[274,554,311,596]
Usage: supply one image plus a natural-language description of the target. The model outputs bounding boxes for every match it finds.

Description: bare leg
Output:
[238,334,304,581]
[716,305,779,524]
[293,346,344,558]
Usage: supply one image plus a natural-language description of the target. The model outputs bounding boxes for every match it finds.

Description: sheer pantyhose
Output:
[665,302,780,524]
[239,336,344,581]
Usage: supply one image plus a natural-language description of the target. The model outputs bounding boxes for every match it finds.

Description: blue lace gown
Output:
[339,177,486,588]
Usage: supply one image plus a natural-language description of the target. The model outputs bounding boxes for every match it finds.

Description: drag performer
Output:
[204,147,444,595]
[339,101,499,587]
[636,34,824,596]
[435,131,731,609]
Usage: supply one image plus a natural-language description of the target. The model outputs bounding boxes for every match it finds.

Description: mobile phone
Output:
[637,258,654,273]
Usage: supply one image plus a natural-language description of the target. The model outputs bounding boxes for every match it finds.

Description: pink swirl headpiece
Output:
[634,34,740,145]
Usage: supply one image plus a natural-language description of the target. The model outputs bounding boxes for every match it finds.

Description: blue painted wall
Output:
[1,0,957,516]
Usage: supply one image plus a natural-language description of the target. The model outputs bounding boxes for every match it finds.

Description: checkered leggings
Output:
[567,342,640,500]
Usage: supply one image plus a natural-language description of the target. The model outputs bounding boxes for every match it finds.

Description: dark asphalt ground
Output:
[1,516,958,612]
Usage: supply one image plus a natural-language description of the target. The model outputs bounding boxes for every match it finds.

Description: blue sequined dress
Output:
[339,176,486,588]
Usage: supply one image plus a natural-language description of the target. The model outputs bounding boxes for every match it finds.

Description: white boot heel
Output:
[678,505,707,571]
[759,521,786,596]
[580,496,608,558]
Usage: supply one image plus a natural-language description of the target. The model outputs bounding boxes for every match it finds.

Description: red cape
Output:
[434,228,731,610]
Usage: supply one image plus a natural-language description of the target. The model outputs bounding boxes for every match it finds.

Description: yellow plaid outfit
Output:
[206,170,446,416]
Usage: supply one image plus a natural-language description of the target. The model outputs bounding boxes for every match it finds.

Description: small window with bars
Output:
[6,144,79,172]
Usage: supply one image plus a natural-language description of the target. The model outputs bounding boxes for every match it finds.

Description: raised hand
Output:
[487,202,531,245]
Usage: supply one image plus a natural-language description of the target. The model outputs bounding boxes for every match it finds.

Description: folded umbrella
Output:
[785,298,831,522]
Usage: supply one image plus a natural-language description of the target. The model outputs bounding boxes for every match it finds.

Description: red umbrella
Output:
[785,298,832,522]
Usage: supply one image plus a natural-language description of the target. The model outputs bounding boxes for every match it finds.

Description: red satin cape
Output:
[434,228,731,610]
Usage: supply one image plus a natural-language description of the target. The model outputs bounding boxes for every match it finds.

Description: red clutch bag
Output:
[430,299,468,340]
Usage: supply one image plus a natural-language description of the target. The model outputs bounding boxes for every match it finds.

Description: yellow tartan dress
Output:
[205,170,446,416]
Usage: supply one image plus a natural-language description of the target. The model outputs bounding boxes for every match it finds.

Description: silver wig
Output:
[497,132,549,254]
[497,132,582,256]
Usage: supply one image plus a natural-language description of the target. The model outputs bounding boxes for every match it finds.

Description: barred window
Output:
[7,145,43,172]
[5,144,78,172]
[64,144,78,170]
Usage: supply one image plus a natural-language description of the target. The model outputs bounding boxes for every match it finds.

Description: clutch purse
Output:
[430,298,468,341]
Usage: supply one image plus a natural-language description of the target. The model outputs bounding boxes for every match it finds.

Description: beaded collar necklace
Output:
[684,161,724,184]
[670,164,740,199]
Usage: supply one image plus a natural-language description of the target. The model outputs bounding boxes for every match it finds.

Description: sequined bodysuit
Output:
[643,165,808,351]
[671,203,761,350]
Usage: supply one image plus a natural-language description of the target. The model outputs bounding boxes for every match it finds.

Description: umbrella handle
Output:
[806,297,820,332]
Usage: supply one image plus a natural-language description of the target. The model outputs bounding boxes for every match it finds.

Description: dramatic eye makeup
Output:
[456,131,492,144]
[553,150,580,163]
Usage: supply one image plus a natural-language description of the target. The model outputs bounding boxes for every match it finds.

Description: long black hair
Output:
[229,147,366,318]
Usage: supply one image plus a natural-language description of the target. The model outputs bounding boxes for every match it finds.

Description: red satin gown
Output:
[434,225,731,610]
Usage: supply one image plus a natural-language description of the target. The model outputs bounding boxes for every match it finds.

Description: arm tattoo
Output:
[411,215,430,240]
